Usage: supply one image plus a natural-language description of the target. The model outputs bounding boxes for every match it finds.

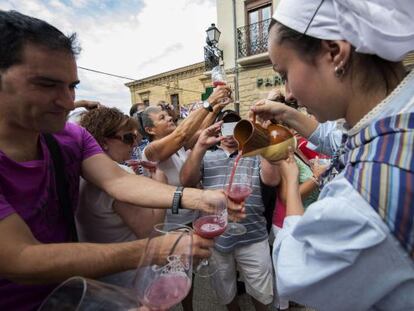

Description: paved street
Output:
[171,274,316,311]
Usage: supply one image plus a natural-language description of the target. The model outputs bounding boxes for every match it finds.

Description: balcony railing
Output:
[237,18,271,59]
[204,45,220,71]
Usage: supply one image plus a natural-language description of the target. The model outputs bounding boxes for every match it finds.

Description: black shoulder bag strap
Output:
[43,133,78,242]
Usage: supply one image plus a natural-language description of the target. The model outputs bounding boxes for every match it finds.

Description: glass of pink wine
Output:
[211,65,230,104]
[134,223,193,311]
[192,193,227,277]
[224,155,253,235]
[212,65,227,87]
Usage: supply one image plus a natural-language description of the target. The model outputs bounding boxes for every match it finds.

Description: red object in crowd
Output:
[297,137,328,161]
[273,197,286,228]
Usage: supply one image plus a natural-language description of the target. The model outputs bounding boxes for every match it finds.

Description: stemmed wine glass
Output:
[134,223,193,311]
[211,65,231,104]
[38,276,138,311]
[224,155,253,235]
[192,193,227,277]
[125,158,158,176]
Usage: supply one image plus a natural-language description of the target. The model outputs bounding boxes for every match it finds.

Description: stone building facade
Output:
[126,0,414,119]
[125,62,214,116]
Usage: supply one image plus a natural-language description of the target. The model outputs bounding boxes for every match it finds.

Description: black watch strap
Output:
[171,186,184,214]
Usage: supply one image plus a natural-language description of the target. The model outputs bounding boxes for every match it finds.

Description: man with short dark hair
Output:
[180,112,280,311]
[129,102,145,117]
[0,10,242,310]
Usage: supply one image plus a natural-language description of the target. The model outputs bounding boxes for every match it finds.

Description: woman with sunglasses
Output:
[137,86,231,311]
[251,1,414,310]
[76,107,167,287]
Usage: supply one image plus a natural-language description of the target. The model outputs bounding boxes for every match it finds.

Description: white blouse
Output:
[273,70,414,311]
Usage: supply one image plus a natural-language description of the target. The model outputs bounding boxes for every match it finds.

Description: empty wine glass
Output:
[38,276,138,311]
[134,223,193,311]
[192,193,227,277]
[224,155,253,235]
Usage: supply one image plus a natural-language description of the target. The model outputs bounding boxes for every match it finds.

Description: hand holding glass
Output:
[211,65,231,104]
[192,193,227,277]
[224,156,253,235]
[134,223,193,311]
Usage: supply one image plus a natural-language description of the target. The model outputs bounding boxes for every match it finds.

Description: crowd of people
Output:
[0,0,413,310]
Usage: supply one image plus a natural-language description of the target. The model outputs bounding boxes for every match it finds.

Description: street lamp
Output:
[206,23,221,46]
[204,23,223,70]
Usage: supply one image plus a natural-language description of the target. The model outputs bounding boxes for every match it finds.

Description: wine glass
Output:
[224,155,253,235]
[192,193,227,277]
[38,276,138,311]
[309,155,331,178]
[125,158,158,176]
[211,65,227,88]
[211,65,230,104]
[134,223,193,311]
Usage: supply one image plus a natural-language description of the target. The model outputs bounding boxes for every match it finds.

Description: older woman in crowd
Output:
[252,1,414,310]
[138,86,231,226]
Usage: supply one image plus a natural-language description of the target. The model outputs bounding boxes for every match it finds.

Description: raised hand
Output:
[207,85,233,107]
[196,121,223,149]
[279,148,299,184]
[74,100,101,110]
[250,99,293,123]
[196,189,245,222]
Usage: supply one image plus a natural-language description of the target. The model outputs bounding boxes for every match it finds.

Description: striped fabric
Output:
[201,148,268,253]
[344,112,414,259]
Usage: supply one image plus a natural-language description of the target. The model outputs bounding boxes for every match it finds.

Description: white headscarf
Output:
[273,0,414,62]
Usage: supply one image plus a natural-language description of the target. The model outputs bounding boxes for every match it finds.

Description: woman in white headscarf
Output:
[252,1,414,310]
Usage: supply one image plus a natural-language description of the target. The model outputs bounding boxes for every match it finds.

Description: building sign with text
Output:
[256,75,284,88]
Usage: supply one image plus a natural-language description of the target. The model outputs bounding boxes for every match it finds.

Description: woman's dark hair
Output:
[268,19,322,62]
[80,107,138,148]
[0,10,80,71]
[269,19,402,94]
[136,106,161,141]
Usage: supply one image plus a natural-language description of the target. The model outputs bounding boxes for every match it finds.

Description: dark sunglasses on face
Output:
[108,132,137,146]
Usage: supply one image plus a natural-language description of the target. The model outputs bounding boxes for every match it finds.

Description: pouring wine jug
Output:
[233,115,296,161]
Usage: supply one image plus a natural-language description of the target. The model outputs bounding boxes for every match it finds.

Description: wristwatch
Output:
[202,100,213,112]
[171,186,184,214]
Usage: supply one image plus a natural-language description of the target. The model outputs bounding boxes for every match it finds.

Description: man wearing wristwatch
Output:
[0,11,244,311]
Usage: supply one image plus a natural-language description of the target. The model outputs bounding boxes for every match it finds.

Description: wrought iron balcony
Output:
[237,18,271,59]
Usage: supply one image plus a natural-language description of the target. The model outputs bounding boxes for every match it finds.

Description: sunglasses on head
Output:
[159,103,173,111]
[108,132,137,146]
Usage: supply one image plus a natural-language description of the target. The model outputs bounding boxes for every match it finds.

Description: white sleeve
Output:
[141,146,149,161]
[307,121,343,156]
[273,195,388,311]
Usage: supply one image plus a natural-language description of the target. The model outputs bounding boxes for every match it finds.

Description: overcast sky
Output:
[1,0,216,113]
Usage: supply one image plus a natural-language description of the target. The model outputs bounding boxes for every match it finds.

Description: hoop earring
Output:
[334,61,346,78]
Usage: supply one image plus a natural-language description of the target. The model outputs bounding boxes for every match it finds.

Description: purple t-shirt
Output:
[0,122,102,311]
